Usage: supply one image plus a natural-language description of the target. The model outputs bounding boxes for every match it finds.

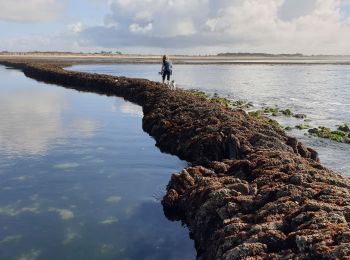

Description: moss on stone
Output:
[210,97,232,107]
[308,126,347,143]
[264,107,279,114]
[188,89,209,98]
[281,109,293,117]
[295,124,312,130]
[337,123,350,132]
[231,100,253,109]
[249,110,282,130]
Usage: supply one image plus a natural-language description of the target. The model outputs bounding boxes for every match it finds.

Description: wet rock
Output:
[294,113,307,119]
[223,243,267,259]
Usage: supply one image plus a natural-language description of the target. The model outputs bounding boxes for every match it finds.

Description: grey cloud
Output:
[0,0,66,22]
[80,26,250,49]
[278,0,317,21]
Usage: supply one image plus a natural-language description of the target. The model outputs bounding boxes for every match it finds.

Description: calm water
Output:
[69,64,350,175]
[0,66,195,260]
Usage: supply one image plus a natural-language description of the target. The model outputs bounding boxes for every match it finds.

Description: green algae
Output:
[231,100,246,107]
[188,89,255,109]
[187,89,348,144]
[308,126,347,142]
[210,97,232,107]
[187,89,209,98]
[337,123,350,132]
[249,110,282,130]
[231,100,253,108]
[249,110,263,118]
[295,124,312,130]
[280,109,293,117]
[264,107,279,114]
[48,208,75,220]
[105,196,122,204]
[263,107,308,119]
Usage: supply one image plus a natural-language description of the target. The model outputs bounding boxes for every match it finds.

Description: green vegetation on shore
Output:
[187,89,349,144]
[187,89,253,108]
[295,124,312,130]
[248,110,282,130]
[188,89,209,98]
[308,126,349,142]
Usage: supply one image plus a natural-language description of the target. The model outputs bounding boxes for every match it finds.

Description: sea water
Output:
[0,66,195,260]
[69,64,350,175]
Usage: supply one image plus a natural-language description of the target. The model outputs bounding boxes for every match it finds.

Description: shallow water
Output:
[69,64,350,175]
[0,66,195,260]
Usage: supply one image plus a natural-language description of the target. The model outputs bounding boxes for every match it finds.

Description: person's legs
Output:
[162,72,166,84]
[166,71,171,85]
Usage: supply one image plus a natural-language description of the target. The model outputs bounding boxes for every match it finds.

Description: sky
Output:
[0,0,350,55]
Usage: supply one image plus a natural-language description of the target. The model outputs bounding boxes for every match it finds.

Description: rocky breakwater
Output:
[1,61,350,259]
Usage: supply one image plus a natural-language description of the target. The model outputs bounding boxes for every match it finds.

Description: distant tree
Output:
[217,52,304,57]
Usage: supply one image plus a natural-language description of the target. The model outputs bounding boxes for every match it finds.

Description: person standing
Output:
[161,55,172,84]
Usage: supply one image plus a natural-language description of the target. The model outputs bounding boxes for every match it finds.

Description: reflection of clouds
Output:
[112,99,143,117]
[0,89,66,156]
[0,88,100,156]
[69,119,98,138]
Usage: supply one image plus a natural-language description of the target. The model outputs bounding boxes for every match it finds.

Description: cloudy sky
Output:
[1,0,350,54]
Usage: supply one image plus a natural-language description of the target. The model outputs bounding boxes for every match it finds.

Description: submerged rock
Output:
[294,113,307,119]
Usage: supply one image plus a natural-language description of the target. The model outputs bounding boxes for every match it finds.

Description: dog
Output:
[169,80,176,91]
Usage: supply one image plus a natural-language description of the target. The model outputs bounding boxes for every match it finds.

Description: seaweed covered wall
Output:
[1,61,350,259]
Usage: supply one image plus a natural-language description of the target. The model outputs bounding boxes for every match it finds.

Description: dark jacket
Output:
[163,60,172,72]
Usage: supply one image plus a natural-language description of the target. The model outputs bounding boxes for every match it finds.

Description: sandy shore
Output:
[1,53,350,65]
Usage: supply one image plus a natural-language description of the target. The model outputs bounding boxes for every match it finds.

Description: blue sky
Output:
[0,0,350,54]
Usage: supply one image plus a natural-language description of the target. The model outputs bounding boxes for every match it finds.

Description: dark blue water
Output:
[69,64,350,175]
[0,66,195,260]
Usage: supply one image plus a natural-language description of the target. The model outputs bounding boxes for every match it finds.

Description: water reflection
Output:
[0,85,100,157]
[112,99,143,117]
[0,89,66,156]
[0,66,195,259]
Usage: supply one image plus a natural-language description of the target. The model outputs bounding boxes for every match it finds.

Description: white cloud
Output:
[129,23,153,34]
[0,0,66,22]
[0,80,99,156]
[0,88,66,156]
[1,0,350,54]
[68,22,84,34]
[79,0,350,54]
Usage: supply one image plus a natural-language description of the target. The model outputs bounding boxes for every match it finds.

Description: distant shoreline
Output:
[1,53,350,65]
